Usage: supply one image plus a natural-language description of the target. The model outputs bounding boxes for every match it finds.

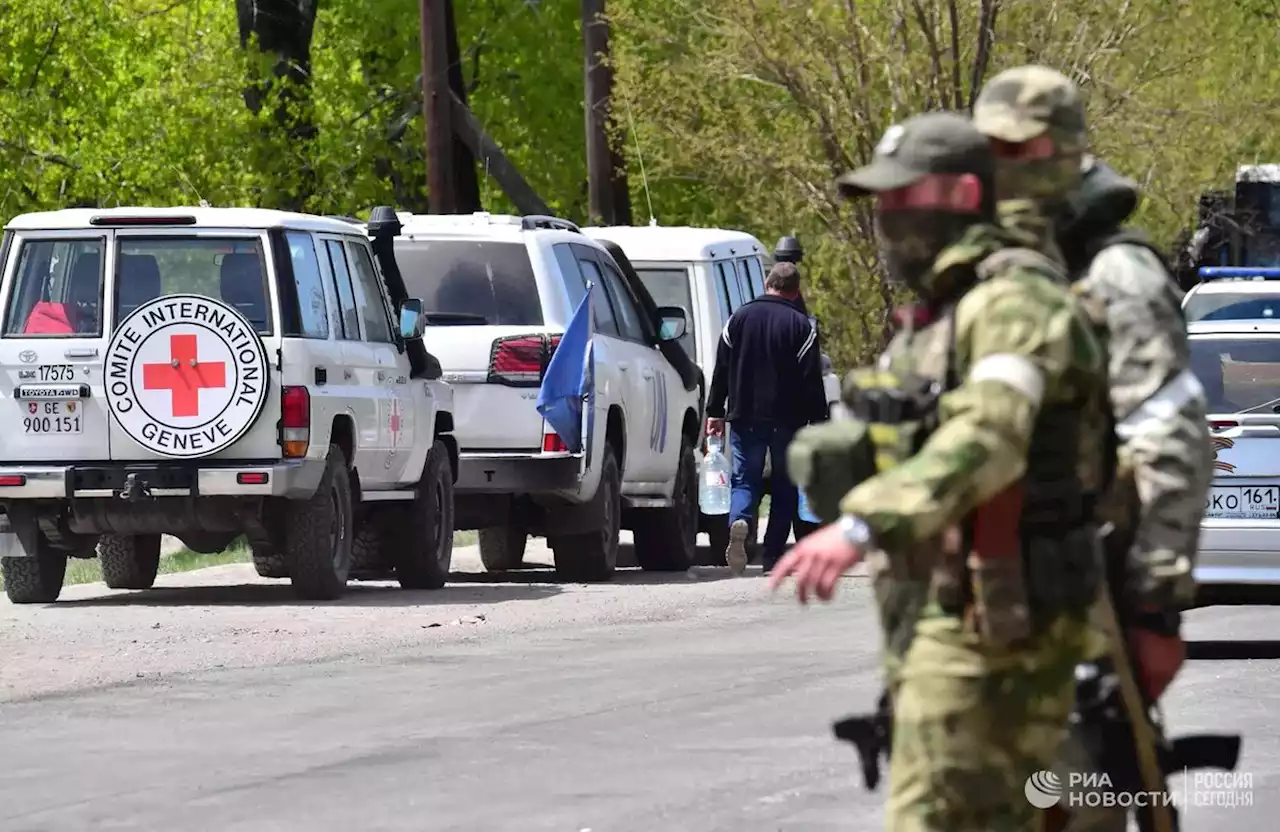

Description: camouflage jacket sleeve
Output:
[1080,243,1213,609]
[841,265,1103,551]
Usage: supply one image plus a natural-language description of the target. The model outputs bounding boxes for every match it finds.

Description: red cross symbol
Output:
[142,334,227,418]
[389,397,401,445]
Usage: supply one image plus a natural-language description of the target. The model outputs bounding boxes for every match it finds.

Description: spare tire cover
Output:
[104,293,270,458]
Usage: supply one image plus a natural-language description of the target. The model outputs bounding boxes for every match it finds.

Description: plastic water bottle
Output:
[797,488,819,524]
[699,436,731,515]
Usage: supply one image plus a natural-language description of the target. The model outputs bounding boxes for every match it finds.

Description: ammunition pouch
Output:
[844,369,943,475]
[787,419,875,524]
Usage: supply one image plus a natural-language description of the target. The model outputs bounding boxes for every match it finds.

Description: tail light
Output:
[280,386,310,457]
[488,334,563,387]
[543,433,567,453]
[1210,420,1238,431]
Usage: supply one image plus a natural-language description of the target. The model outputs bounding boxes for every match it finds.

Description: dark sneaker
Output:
[726,519,749,576]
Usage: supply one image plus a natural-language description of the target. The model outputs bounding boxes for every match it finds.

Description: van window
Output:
[578,256,620,337]
[635,266,696,360]
[324,240,361,340]
[716,261,743,311]
[347,241,394,343]
[395,240,543,326]
[735,258,755,300]
[4,238,105,337]
[114,237,271,333]
[554,243,587,310]
[284,232,329,339]
[746,257,766,296]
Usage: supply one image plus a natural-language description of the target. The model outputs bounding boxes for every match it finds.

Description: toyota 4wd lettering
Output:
[0,205,457,604]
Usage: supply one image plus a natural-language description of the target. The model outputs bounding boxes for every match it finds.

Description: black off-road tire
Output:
[633,439,698,571]
[551,446,620,583]
[98,534,162,590]
[478,522,528,572]
[251,545,289,579]
[285,444,354,600]
[391,440,455,590]
[702,514,730,566]
[2,538,67,604]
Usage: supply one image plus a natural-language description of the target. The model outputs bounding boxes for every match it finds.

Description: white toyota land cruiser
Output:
[385,212,704,582]
[0,205,456,603]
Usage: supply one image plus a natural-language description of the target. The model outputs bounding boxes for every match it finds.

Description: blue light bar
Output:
[1199,266,1280,279]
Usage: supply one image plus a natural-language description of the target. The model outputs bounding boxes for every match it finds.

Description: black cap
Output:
[836,111,995,197]
[774,235,803,262]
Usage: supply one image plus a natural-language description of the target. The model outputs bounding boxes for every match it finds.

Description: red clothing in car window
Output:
[23,301,74,334]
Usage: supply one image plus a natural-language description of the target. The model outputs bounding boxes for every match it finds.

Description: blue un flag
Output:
[536,283,595,454]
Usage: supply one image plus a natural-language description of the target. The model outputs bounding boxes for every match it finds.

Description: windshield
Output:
[395,240,543,326]
[1185,292,1280,322]
[1190,336,1280,413]
[634,266,696,360]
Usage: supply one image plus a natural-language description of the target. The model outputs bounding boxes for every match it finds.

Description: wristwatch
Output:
[839,514,873,548]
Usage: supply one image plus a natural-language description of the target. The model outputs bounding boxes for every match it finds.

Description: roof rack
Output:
[326,215,366,226]
[521,215,580,233]
[1199,266,1280,280]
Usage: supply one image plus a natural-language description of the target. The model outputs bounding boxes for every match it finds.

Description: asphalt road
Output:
[0,541,1277,831]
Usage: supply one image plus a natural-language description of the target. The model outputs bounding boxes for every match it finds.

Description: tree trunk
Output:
[444,0,482,212]
[234,0,319,212]
[421,0,458,213]
[582,0,631,226]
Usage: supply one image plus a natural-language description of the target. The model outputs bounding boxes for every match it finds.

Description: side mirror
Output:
[656,305,687,341]
[398,298,426,340]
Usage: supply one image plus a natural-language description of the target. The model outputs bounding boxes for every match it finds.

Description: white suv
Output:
[387,212,704,581]
[0,206,456,603]
[580,224,841,552]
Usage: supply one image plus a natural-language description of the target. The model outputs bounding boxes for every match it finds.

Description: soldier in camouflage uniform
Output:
[973,66,1214,830]
[770,111,1111,831]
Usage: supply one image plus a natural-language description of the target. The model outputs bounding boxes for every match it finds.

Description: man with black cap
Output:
[769,111,1110,830]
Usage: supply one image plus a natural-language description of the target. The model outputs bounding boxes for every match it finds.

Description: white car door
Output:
[573,247,651,479]
[0,231,113,462]
[346,238,417,488]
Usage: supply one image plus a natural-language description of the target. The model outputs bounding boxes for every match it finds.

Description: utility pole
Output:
[420,0,458,213]
[443,0,482,212]
[582,0,631,226]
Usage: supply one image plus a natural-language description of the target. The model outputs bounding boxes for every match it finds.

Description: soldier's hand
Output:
[768,523,863,604]
[1127,627,1186,701]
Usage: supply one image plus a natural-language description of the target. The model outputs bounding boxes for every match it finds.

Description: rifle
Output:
[831,688,892,790]
[1056,571,1241,832]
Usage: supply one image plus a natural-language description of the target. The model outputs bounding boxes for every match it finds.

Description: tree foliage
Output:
[1,0,1279,365]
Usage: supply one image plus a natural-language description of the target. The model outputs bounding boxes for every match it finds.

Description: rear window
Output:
[114,238,271,333]
[395,240,543,326]
[1191,337,1280,413]
[4,238,106,337]
[1185,291,1280,322]
[635,266,696,360]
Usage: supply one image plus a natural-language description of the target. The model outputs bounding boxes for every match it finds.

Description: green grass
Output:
[1,530,484,591]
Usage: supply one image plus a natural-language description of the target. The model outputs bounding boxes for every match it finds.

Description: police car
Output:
[1183,267,1280,323]
[0,206,456,603]
[386,212,704,582]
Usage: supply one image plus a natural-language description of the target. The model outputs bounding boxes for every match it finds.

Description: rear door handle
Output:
[65,348,98,359]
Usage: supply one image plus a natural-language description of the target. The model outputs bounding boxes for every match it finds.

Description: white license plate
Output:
[22,400,83,435]
[1205,486,1279,519]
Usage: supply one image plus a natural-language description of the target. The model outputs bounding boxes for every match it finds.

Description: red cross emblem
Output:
[389,397,401,446]
[142,334,227,418]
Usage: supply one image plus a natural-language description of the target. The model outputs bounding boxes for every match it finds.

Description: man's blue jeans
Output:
[728,420,799,569]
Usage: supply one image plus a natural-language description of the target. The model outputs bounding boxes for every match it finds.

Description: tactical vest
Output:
[847,247,1104,656]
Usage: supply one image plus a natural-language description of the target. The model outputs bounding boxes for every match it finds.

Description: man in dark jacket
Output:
[706,261,829,575]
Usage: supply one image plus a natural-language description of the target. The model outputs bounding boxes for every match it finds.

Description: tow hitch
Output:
[118,472,152,502]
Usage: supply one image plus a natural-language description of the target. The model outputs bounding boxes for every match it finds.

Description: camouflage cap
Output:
[972,65,1086,145]
[836,111,994,197]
